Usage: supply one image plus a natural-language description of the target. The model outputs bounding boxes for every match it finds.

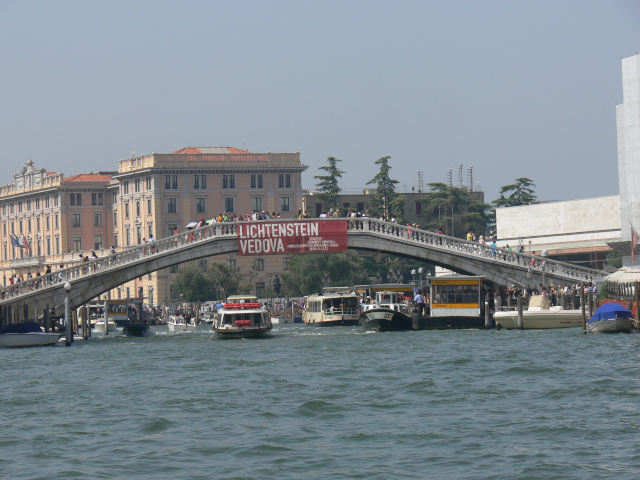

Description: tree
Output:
[280,251,370,296]
[314,156,344,211]
[366,156,405,221]
[493,177,538,208]
[208,263,241,300]
[173,265,215,302]
[420,183,491,238]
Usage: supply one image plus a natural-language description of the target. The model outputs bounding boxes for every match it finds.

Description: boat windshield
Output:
[322,297,359,315]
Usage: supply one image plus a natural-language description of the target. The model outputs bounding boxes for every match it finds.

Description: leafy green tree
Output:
[281,251,370,296]
[420,183,491,238]
[314,156,344,210]
[493,177,538,207]
[173,265,215,302]
[366,156,406,221]
[208,263,241,300]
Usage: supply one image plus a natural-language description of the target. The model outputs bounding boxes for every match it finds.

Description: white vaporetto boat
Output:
[0,322,60,347]
[493,295,583,329]
[302,292,361,326]
[360,290,413,331]
[213,296,272,338]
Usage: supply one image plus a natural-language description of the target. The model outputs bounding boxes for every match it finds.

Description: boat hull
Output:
[360,308,413,332]
[587,318,635,333]
[0,333,60,347]
[213,326,272,339]
[122,323,152,337]
[494,310,583,329]
[305,318,360,327]
[168,321,212,333]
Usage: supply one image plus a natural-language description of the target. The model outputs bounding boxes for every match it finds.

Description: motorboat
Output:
[167,315,213,333]
[0,322,61,347]
[93,317,118,333]
[493,295,584,329]
[214,297,272,338]
[360,290,413,331]
[587,302,636,333]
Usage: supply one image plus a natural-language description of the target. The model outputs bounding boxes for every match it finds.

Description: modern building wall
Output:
[616,54,640,265]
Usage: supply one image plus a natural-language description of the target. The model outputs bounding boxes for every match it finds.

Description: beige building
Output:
[0,160,114,287]
[112,147,307,304]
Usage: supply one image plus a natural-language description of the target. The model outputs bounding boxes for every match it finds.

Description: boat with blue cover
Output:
[0,322,60,347]
[587,303,636,333]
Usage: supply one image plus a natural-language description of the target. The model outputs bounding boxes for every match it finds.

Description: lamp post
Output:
[64,282,72,346]
[149,286,154,307]
[418,267,424,292]
[411,269,417,291]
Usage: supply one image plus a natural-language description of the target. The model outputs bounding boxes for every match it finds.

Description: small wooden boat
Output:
[0,322,60,347]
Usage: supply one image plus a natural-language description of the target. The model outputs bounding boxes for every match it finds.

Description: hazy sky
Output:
[1,0,638,203]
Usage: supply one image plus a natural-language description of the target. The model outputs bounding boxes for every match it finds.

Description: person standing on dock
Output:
[414,290,425,316]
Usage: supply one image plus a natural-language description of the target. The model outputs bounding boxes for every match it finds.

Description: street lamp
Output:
[64,282,72,346]
[411,269,416,290]
[418,267,424,292]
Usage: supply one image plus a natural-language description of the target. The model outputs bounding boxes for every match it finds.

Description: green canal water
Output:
[2,325,640,479]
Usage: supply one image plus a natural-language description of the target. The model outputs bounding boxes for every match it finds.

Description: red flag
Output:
[632,226,639,265]
[21,235,31,252]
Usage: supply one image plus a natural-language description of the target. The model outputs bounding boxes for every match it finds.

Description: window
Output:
[251,174,263,189]
[170,264,179,273]
[145,176,152,190]
[280,196,291,212]
[35,198,40,210]
[46,237,51,255]
[222,175,235,189]
[227,259,237,269]
[27,218,31,233]
[113,212,117,225]
[172,175,178,189]
[136,201,141,217]
[72,236,82,252]
[19,220,23,233]
[135,178,140,192]
[168,198,177,214]
[123,181,129,194]
[36,217,40,231]
[136,226,142,244]
[224,197,234,213]
[46,215,50,230]
[196,198,206,213]
[72,214,81,227]
[55,214,58,229]
[44,196,50,208]
[55,235,60,254]
[114,233,118,247]
[256,282,265,298]
[92,193,104,205]
[26,199,31,211]
[194,175,206,189]
[70,194,76,206]
[54,194,59,207]
[278,174,291,188]
[252,197,262,212]
[18,201,22,213]
[94,235,103,250]
[148,224,153,238]
[147,198,152,214]
[125,226,130,246]
[165,175,171,189]
[94,213,103,227]
[113,192,118,205]
[198,260,208,270]
[283,257,290,270]
[9,202,14,214]
[124,202,130,219]
[168,223,178,237]
[255,258,264,271]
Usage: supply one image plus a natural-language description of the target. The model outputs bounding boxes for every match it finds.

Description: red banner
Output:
[237,221,348,256]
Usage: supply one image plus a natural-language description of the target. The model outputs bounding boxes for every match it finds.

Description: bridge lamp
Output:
[418,268,424,291]
[411,269,417,289]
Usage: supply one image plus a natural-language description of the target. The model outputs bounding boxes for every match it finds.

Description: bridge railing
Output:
[349,218,603,283]
[0,220,240,302]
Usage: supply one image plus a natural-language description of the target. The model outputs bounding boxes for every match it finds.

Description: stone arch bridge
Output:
[0,218,604,321]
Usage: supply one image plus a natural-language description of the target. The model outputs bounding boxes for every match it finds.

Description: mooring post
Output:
[103,298,109,335]
[484,292,490,329]
[517,295,523,330]
[65,292,71,346]
[635,281,639,330]
[82,305,88,340]
[412,310,420,330]
[580,283,586,334]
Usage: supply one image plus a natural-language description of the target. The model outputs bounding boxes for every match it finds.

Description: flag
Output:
[632,226,639,265]
[21,235,31,252]
[10,235,24,248]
